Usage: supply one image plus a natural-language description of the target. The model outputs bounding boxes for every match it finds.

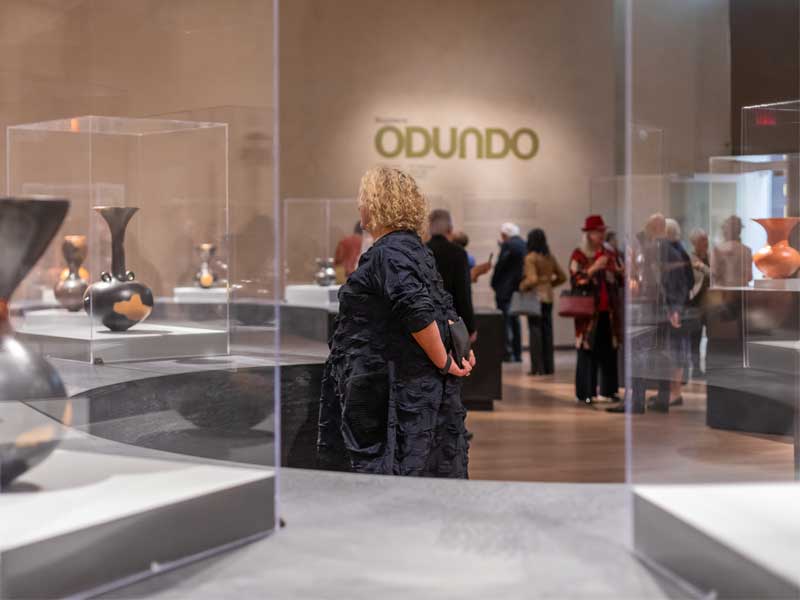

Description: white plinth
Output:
[173,286,229,304]
[284,284,340,307]
[17,308,91,329]
[754,278,800,290]
[635,483,800,598]
[16,321,228,363]
[748,339,800,375]
[1,448,274,599]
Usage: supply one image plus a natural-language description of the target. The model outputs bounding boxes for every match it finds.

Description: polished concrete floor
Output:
[100,350,793,598]
[104,469,690,600]
[468,351,794,484]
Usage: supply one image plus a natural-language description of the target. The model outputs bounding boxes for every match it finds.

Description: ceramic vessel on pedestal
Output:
[752,217,800,279]
[84,207,154,332]
[0,197,71,488]
[314,258,337,286]
[195,243,218,289]
[54,235,89,311]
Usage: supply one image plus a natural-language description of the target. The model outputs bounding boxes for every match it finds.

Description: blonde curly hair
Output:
[358,166,428,237]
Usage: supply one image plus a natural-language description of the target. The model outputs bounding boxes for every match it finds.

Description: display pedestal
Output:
[754,278,800,290]
[16,321,228,363]
[1,448,274,599]
[173,286,229,304]
[635,484,800,599]
[284,284,340,307]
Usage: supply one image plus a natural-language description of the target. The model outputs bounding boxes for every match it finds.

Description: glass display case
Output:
[282,197,357,306]
[7,115,230,364]
[624,23,800,591]
[0,3,279,599]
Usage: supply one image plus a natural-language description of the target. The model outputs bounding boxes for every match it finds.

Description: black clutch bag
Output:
[448,317,472,368]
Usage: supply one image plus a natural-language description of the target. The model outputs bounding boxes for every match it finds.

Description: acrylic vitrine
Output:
[623,67,800,600]
[7,116,230,364]
[1,2,279,597]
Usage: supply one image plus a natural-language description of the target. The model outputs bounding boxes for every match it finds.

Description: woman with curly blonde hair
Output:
[318,166,475,477]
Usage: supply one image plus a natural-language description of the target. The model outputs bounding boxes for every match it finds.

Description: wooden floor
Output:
[467,351,795,484]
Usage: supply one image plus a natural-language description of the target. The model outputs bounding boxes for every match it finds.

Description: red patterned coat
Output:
[568,247,624,350]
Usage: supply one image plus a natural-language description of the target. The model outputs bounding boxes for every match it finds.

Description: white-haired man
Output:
[491,222,526,362]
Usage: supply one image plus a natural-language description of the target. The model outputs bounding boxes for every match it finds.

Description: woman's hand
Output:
[447,354,473,377]
[467,350,477,368]
[588,255,609,275]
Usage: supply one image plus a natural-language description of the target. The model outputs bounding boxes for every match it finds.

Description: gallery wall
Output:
[280,0,732,345]
[0,0,277,352]
[0,0,734,348]
[729,0,799,154]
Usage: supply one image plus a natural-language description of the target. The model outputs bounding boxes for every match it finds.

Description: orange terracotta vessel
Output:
[752,217,800,279]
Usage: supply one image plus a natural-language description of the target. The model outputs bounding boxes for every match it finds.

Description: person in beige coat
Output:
[519,228,567,375]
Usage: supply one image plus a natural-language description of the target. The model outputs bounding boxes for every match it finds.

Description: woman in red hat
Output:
[568,215,624,404]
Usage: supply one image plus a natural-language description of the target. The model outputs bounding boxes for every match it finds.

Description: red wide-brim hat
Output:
[582,215,607,232]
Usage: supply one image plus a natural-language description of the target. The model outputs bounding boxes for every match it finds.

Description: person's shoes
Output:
[511,356,523,364]
[646,396,670,413]
[465,431,475,441]
[669,396,684,407]
[601,395,622,403]
[606,401,645,414]
[577,396,594,405]
[528,371,544,376]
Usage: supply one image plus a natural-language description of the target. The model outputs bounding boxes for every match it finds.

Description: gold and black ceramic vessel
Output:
[0,197,71,487]
[84,206,154,332]
[54,234,89,311]
[195,243,218,288]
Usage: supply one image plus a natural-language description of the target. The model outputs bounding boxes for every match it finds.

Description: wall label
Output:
[374,126,539,160]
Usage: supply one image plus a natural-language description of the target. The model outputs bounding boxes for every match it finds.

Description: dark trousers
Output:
[498,299,522,361]
[527,303,554,374]
[575,312,618,400]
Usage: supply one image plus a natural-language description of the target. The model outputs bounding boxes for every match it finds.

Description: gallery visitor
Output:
[427,209,476,341]
[317,166,475,478]
[610,213,688,414]
[712,215,753,287]
[569,215,623,404]
[655,218,694,409]
[519,228,566,375]
[452,230,492,283]
[688,227,710,378]
[491,222,526,362]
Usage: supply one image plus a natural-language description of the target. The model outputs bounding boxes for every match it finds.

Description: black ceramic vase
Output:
[54,234,89,311]
[84,207,154,332]
[0,197,71,488]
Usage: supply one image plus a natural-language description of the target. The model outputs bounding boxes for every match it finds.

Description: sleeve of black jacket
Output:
[452,247,476,334]
[491,243,508,291]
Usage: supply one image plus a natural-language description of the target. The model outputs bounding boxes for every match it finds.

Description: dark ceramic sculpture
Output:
[314,257,337,286]
[84,207,154,332]
[0,197,70,487]
[54,235,89,311]
[195,243,218,289]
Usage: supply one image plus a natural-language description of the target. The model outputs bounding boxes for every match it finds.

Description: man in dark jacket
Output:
[427,209,476,338]
[491,222,526,362]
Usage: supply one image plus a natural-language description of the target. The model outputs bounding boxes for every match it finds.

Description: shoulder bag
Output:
[509,290,542,316]
[557,288,595,318]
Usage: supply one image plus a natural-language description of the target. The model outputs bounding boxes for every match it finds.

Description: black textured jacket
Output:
[490,235,526,304]
[427,234,475,334]
[317,230,469,477]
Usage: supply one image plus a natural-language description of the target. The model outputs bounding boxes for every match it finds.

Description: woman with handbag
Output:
[568,215,624,404]
[317,166,476,478]
[519,228,566,375]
